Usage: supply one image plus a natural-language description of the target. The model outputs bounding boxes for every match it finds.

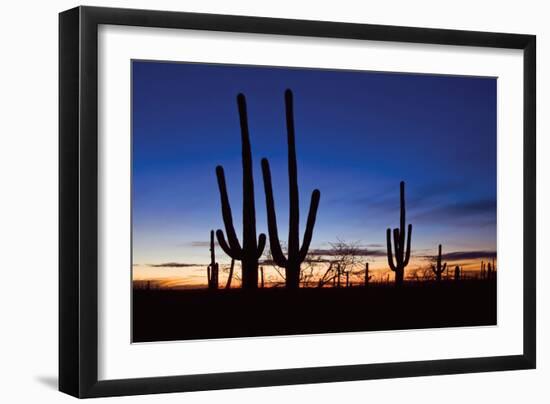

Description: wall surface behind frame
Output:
[0,0,546,403]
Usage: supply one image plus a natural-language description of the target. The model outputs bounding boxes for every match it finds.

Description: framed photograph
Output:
[59,6,536,398]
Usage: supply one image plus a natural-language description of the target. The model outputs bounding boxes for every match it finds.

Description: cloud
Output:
[365,243,384,248]
[419,250,496,261]
[334,179,469,213]
[189,240,218,247]
[150,262,198,268]
[411,198,496,223]
[309,248,387,257]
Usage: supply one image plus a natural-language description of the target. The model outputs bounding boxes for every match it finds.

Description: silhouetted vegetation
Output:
[365,262,372,286]
[133,89,498,342]
[261,90,321,289]
[432,244,447,282]
[225,259,235,289]
[206,230,219,290]
[215,94,266,289]
[386,181,413,286]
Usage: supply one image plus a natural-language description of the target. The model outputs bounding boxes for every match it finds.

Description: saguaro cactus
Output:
[432,244,447,282]
[215,94,266,289]
[487,262,493,280]
[364,262,372,286]
[261,89,321,289]
[454,265,460,281]
[386,181,413,286]
[207,230,219,289]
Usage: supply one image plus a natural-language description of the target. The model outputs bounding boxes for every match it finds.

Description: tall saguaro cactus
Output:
[207,230,219,289]
[261,89,321,289]
[215,94,266,289]
[432,244,447,282]
[386,181,413,286]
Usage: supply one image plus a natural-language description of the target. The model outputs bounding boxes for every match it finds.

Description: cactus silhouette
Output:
[261,89,321,289]
[487,262,493,280]
[454,265,460,281]
[431,244,447,282]
[480,261,486,279]
[260,266,265,288]
[225,259,235,289]
[386,181,413,286]
[364,262,372,286]
[207,230,219,289]
[215,93,266,289]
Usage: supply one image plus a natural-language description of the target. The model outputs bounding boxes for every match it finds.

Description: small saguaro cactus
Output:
[487,262,493,280]
[215,93,266,289]
[261,89,321,289]
[386,181,413,286]
[364,262,372,286]
[432,244,447,282]
[207,230,219,289]
[454,265,460,281]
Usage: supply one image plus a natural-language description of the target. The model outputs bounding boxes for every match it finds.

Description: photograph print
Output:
[131,61,497,343]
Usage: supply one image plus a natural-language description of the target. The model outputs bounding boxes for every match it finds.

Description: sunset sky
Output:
[132,61,497,287]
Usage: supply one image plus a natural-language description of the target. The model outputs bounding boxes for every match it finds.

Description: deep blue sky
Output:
[132,60,496,265]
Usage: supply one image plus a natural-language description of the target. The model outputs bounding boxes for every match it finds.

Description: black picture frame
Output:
[59,5,536,398]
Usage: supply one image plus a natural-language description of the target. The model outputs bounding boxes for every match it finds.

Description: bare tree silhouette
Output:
[215,94,266,289]
[261,89,321,289]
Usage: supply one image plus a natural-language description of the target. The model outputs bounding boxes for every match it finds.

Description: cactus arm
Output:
[261,158,287,267]
[225,259,235,289]
[216,229,242,260]
[431,264,436,274]
[215,166,242,253]
[443,262,447,272]
[403,224,412,266]
[298,189,321,262]
[256,233,267,259]
[386,228,397,272]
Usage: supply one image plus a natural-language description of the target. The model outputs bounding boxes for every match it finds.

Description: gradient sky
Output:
[132,60,496,282]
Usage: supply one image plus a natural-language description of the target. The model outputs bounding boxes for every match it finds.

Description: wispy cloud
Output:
[418,250,496,261]
[189,240,218,247]
[150,262,198,268]
[410,198,496,226]
[309,248,387,257]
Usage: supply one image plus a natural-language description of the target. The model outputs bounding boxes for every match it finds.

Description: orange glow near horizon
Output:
[132,256,497,290]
